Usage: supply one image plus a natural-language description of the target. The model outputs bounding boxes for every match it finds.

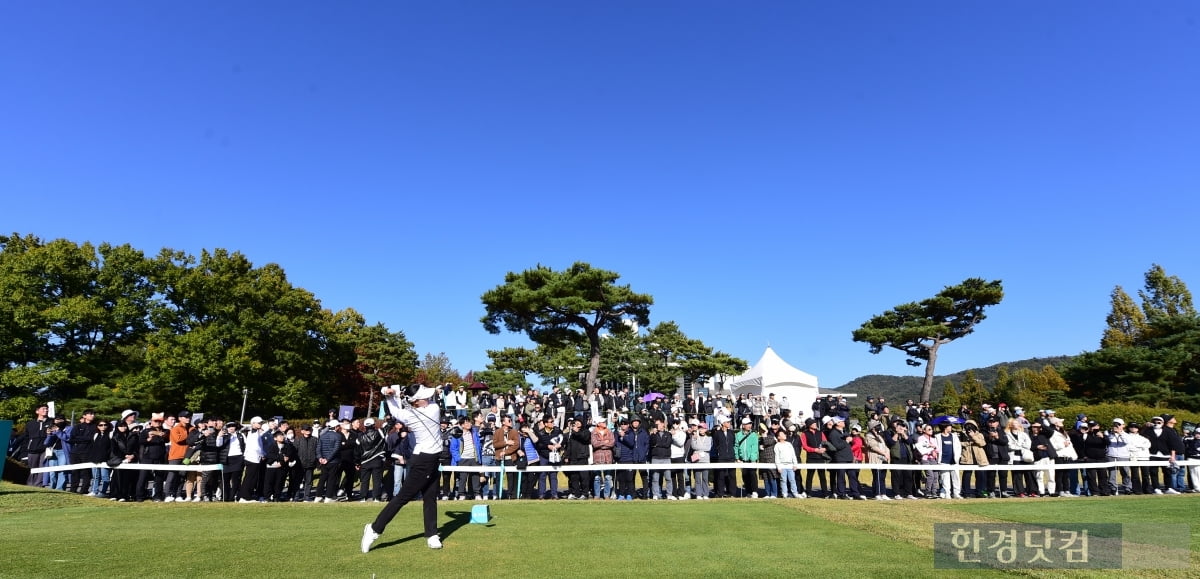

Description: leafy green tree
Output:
[416,352,461,388]
[1140,263,1195,320]
[481,263,652,394]
[852,278,1004,403]
[473,368,532,394]
[934,381,961,416]
[1101,286,1147,349]
[992,366,1017,406]
[957,370,989,411]
[130,248,338,417]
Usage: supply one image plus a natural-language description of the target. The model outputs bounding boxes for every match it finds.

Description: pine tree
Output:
[1101,286,1147,348]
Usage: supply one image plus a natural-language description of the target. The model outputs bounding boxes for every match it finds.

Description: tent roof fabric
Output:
[728,346,818,392]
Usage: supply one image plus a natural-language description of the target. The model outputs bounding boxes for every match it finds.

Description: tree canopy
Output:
[481,262,652,394]
[852,277,1004,403]
[1065,264,1200,410]
[0,233,418,422]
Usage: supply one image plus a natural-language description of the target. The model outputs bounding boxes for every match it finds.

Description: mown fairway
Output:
[0,482,1195,579]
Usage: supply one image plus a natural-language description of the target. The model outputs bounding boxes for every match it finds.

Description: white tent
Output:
[727,346,819,423]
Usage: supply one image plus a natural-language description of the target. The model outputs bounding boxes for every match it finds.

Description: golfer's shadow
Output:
[377,510,488,548]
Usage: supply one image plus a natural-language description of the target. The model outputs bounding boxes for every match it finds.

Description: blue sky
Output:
[4,2,1199,390]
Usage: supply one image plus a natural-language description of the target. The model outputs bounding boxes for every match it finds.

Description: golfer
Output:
[362,384,445,552]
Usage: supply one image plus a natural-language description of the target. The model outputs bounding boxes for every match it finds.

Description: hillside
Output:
[822,356,1076,403]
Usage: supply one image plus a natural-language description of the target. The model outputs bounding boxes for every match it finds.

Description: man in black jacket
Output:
[827,417,863,499]
[356,418,387,502]
[68,409,98,494]
[23,403,53,487]
[710,416,736,498]
[290,423,319,501]
[1144,414,1185,494]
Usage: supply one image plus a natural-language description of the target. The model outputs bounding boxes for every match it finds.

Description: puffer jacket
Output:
[959,421,989,466]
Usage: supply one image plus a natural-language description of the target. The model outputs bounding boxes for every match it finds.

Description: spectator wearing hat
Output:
[355,418,387,502]
[959,420,989,498]
[589,416,615,499]
[290,422,318,501]
[136,413,169,501]
[979,415,1008,498]
[1124,422,1151,494]
[1048,418,1077,497]
[109,417,140,501]
[710,416,737,498]
[314,419,343,503]
[800,418,830,497]
[935,422,964,499]
[218,421,245,501]
[1027,422,1056,496]
[1144,414,1184,494]
[734,417,760,498]
[864,421,891,499]
[237,417,269,502]
[563,417,591,498]
[1078,420,1111,496]
[1106,419,1133,495]
[668,420,690,500]
[262,429,294,501]
[759,420,783,498]
[885,420,917,499]
[826,417,862,499]
[689,422,713,499]
[615,417,649,500]
[163,410,194,501]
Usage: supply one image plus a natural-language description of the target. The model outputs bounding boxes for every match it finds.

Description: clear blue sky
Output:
[4,2,1199,390]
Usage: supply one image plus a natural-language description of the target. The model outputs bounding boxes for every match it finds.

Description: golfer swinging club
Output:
[362,384,444,552]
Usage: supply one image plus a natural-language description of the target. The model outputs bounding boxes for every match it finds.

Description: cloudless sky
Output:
[4,2,1199,390]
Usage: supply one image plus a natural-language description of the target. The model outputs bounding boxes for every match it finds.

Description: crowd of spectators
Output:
[13,389,1200,502]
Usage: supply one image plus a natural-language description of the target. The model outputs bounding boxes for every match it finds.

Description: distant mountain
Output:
[821,356,1076,403]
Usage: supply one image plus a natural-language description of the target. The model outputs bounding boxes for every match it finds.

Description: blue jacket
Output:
[617,427,649,463]
[450,426,482,465]
[317,429,342,461]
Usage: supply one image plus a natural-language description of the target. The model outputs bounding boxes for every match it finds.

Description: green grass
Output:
[0,483,1195,578]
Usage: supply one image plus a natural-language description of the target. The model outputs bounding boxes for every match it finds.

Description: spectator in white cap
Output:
[1106,418,1132,495]
[314,419,343,503]
[356,417,386,502]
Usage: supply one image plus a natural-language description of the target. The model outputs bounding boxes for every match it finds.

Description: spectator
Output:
[109,419,139,501]
[531,415,563,500]
[219,421,244,502]
[314,419,343,503]
[981,415,1008,498]
[1185,428,1200,493]
[864,422,891,499]
[827,416,862,500]
[1079,421,1111,496]
[88,419,114,497]
[589,416,615,499]
[494,415,521,499]
[1028,423,1056,496]
[959,420,988,498]
[67,409,98,494]
[800,418,830,497]
[291,423,318,502]
[734,417,760,498]
[648,419,673,499]
[23,403,53,488]
[759,420,782,498]
[1125,422,1151,494]
[690,422,713,500]
[137,414,168,501]
[915,423,940,498]
[356,418,386,502]
[1106,418,1132,495]
[1049,418,1077,497]
[564,417,590,499]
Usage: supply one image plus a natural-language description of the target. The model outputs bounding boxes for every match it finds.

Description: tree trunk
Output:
[585,329,601,395]
[920,343,941,403]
